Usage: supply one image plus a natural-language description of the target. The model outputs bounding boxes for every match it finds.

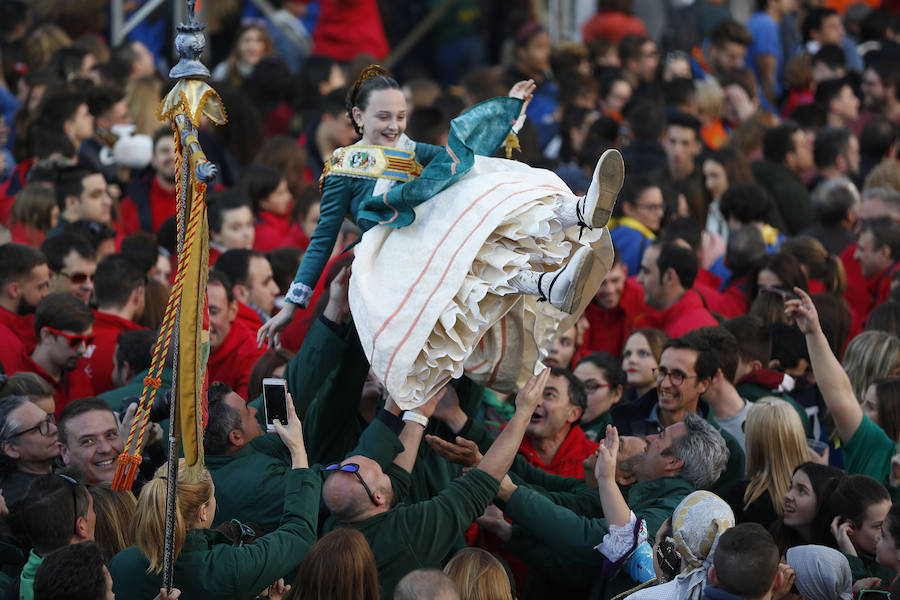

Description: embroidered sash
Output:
[320,145,423,190]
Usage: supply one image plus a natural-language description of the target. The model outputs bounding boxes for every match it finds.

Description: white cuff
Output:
[594,511,639,559]
[285,281,314,308]
[512,113,526,134]
[402,410,429,427]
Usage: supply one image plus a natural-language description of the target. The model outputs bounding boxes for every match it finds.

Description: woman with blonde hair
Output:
[724,398,809,528]
[444,547,513,600]
[89,484,137,562]
[107,400,319,600]
[842,330,900,404]
[287,528,380,600]
[125,76,163,136]
[25,24,72,69]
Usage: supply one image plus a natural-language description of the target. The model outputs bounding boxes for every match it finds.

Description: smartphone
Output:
[262,378,288,432]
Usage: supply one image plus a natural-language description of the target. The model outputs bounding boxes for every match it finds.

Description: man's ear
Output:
[616,470,637,487]
[228,429,244,448]
[697,377,712,396]
[566,404,583,425]
[59,442,70,464]
[1,440,18,460]
[3,280,19,301]
[663,454,685,475]
[74,514,91,541]
[232,284,249,304]
[64,194,79,213]
[707,565,718,587]
[130,284,145,307]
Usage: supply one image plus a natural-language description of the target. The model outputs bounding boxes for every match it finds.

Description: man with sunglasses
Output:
[41,232,97,306]
[321,369,552,599]
[23,293,94,417]
[0,244,50,375]
[13,473,95,600]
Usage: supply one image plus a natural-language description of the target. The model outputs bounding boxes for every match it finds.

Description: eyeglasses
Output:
[635,203,664,213]
[653,367,699,387]
[56,473,80,534]
[323,463,378,506]
[583,380,616,393]
[45,327,95,349]
[757,285,797,301]
[5,413,55,439]
[58,271,95,284]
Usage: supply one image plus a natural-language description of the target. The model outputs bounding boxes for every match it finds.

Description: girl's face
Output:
[702,160,728,201]
[862,384,880,427]
[783,469,818,531]
[757,268,784,290]
[622,334,657,392]
[876,517,900,570]
[572,362,622,424]
[353,89,407,147]
[238,28,267,65]
[260,178,293,216]
[849,499,891,556]
[213,206,255,250]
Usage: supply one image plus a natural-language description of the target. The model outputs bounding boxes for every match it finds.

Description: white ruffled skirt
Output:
[349,156,614,410]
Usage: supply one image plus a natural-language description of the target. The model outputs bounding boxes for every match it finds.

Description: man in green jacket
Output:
[323,368,553,599]
[480,412,728,600]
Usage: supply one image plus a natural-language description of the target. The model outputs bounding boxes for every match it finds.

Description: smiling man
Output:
[57,396,124,484]
[517,367,598,478]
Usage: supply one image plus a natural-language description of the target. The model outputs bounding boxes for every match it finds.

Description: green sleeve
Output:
[503,484,608,564]
[509,455,586,494]
[783,395,813,438]
[843,413,896,483]
[252,317,348,429]
[220,469,321,598]
[348,417,405,471]
[413,141,444,165]
[395,469,499,564]
[291,175,354,297]
[710,425,746,498]
[302,327,371,466]
[544,487,604,516]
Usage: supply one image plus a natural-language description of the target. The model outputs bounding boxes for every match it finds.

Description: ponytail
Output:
[133,461,212,574]
[345,64,400,136]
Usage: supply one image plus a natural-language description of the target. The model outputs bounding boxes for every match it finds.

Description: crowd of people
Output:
[1,0,900,598]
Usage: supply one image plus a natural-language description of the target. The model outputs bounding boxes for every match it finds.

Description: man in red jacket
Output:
[206,270,266,400]
[580,252,652,360]
[86,255,147,394]
[854,216,900,318]
[635,241,718,337]
[518,367,598,478]
[23,293,95,417]
[0,244,51,373]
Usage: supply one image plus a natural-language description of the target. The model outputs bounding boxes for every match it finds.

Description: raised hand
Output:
[783,287,820,335]
[425,435,483,467]
[323,266,351,324]
[593,425,619,483]
[508,79,536,101]
[514,367,551,417]
[257,302,297,349]
[272,394,307,468]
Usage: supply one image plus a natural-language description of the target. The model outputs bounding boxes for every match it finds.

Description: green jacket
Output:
[326,468,500,600]
[846,551,896,586]
[16,550,41,600]
[505,477,694,600]
[108,468,320,600]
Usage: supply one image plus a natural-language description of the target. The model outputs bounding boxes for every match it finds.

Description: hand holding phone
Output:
[263,378,289,432]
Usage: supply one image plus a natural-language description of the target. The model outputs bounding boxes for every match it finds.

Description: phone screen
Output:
[263,381,288,429]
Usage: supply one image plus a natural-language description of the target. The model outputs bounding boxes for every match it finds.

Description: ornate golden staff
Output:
[111,0,225,589]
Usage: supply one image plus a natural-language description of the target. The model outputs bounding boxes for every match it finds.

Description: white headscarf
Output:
[786,545,854,600]
[670,491,735,600]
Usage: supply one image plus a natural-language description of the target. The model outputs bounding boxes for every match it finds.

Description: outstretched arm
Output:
[784,287,862,442]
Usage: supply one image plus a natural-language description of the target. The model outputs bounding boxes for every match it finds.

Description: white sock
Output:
[554,197,585,229]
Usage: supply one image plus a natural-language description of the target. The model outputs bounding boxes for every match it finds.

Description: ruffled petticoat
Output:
[350,155,613,410]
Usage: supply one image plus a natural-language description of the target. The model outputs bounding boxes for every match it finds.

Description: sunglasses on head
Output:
[59,271,94,284]
[45,326,94,349]
[56,473,80,535]
[323,462,379,506]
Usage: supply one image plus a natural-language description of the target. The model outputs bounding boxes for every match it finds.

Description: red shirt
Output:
[206,321,266,400]
[235,302,263,332]
[717,279,748,319]
[636,288,718,338]
[21,354,94,418]
[253,210,309,252]
[85,311,145,395]
[517,425,599,478]
[149,177,177,233]
[579,278,650,360]
[280,252,347,352]
[8,222,46,247]
[0,307,34,374]
[313,0,389,62]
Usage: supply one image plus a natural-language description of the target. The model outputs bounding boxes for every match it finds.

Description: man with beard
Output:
[23,293,95,417]
[0,244,51,373]
[857,57,900,133]
[121,127,177,233]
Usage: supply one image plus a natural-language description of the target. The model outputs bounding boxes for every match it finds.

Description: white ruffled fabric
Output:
[350,155,613,409]
[594,511,640,560]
